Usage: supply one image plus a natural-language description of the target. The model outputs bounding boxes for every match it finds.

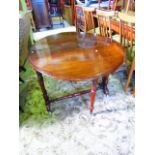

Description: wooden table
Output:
[29,32,124,113]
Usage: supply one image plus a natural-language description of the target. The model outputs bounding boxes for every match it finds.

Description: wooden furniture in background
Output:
[63,0,76,25]
[125,57,135,95]
[93,10,135,40]
[71,0,76,25]
[83,7,96,33]
[96,9,120,43]
[75,5,97,33]
[118,12,135,95]
[29,32,124,113]
[75,5,86,32]
[31,0,51,29]
[96,9,115,38]
[63,5,73,25]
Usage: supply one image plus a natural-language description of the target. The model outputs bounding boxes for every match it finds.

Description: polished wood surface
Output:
[29,32,124,81]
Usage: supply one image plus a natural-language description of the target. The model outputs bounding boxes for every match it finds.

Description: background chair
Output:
[96,9,119,41]
[118,12,135,95]
[75,5,86,32]
[83,7,96,33]
[75,6,99,34]
[75,5,100,35]
[83,7,101,34]
[107,0,133,11]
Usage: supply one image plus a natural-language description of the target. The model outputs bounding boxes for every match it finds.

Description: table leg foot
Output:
[90,79,97,113]
[102,76,109,95]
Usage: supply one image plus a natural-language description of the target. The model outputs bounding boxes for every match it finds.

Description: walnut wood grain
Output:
[29,32,124,81]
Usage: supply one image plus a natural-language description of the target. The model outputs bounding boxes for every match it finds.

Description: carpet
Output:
[19,63,135,155]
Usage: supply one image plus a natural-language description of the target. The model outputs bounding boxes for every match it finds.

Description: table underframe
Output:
[36,71,109,113]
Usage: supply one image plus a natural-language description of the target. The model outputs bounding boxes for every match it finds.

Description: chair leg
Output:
[124,58,135,92]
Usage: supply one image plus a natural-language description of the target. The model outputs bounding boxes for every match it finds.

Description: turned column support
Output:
[90,79,97,113]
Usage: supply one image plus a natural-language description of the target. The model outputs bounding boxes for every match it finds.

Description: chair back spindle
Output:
[96,10,115,38]
[83,7,96,33]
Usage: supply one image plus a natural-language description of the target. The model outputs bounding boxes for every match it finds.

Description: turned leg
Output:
[36,71,50,111]
[102,75,109,95]
[90,79,97,113]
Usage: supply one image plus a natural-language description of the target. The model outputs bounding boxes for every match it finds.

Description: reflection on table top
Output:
[29,32,124,81]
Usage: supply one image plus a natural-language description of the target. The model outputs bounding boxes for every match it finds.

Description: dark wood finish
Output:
[43,84,110,112]
[31,0,51,29]
[29,32,124,112]
[29,32,124,81]
[50,89,91,103]
[36,71,50,111]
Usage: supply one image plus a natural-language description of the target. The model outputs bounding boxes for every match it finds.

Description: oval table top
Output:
[29,32,124,81]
